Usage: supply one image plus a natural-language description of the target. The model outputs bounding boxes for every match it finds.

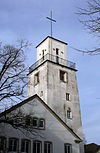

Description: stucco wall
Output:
[0,97,80,153]
[28,61,83,138]
[36,37,67,61]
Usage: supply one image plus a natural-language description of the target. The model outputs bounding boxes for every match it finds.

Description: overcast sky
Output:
[0,0,100,144]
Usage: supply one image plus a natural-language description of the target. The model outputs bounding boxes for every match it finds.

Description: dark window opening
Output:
[60,70,68,83]
[21,139,30,153]
[66,93,70,101]
[67,108,72,119]
[33,141,41,153]
[65,144,72,153]
[0,137,6,151]
[33,118,38,128]
[44,142,52,153]
[39,119,45,129]
[34,72,39,86]
[9,138,18,151]
[56,48,59,55]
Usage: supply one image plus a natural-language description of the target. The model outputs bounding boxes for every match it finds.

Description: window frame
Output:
[21,139,31,153]
[8,137,19,152]
[64,143,72,153]
[32,117,38,128]
[33,140,42,153]
[34,72,39,86]
[60,70,68,83]
[38,118,45,130]
[0,136,6,152]
[67,108,72,119]
[66,93,70,101]
[44,141,53,153]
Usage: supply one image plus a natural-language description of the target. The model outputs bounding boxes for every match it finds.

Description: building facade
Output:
[0,95,82,153]
[0,36,84,153]
[28,36,84,150]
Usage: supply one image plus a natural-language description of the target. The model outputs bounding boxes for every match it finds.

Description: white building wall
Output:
[27,36,84,153]
[49,37,67,60]
[0,97,80,153]
[36,37,67,61]
[37,38,49,61]
[27,62,48,104]
[28,61,83,140]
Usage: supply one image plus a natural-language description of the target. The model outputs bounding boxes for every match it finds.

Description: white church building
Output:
[0,36,84,153]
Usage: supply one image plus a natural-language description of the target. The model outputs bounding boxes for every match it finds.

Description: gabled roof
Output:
[36,36,68,48]
[0,94,82,142]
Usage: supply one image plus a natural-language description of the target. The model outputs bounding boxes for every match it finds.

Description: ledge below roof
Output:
[36,36,68,48]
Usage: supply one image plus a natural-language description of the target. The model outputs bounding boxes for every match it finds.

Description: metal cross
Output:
[46,11,56,37]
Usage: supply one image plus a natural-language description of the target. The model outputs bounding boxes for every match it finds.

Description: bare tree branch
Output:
[0,40,31,110]
[77,0,100,55]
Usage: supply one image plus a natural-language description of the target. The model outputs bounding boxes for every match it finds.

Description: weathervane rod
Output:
[46,11,56,37]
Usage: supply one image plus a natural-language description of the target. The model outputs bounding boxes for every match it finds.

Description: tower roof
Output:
[36,36,68,48]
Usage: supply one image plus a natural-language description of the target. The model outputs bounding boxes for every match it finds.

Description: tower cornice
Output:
[36,36,68,48]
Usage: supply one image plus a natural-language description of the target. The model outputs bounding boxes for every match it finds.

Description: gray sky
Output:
[0,0,100,144]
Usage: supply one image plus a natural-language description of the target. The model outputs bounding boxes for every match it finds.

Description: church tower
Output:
[27,36,84,152]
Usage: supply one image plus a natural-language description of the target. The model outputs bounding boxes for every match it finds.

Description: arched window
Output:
[67,108,72,119]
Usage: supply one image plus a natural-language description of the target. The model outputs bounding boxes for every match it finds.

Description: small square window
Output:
[60,70,68,82]
[34,72,39,86]
[39,119,45,129]
[66,93,70,101]
[33,118,38,128]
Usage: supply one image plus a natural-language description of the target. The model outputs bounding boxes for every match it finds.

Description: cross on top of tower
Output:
[46,11,56,37]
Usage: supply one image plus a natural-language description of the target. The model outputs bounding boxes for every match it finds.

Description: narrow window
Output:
[60,70,68,82]
[33,118,38,128]
[66,93,70,101]
[65,144,72,153]
[21,139,30,153]
[56,48,59,55]
[67,108,72,119]
[34,72,39,86]
[33,141,42,153]
[38,119,45,129]
[44,142,52,153]
[42,50,44,60]
[0,137,6,152]
[9,138,18,152]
